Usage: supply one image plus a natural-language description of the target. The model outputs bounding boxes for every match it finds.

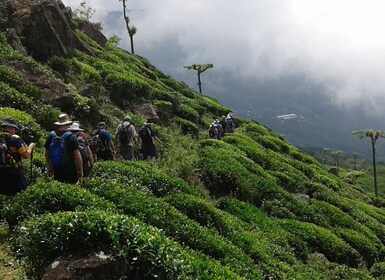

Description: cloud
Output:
[63,0,385,117]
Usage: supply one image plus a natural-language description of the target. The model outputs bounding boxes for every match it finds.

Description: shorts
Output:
[142,144,158,159]
[0,167,26,195]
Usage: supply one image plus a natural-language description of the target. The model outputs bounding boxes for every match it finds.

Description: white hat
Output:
[68,122,83,132]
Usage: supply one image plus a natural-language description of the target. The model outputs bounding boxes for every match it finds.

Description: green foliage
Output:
[13,210,243,280]
[370,262,385,278]
[279,219,362,267]
[175,103,200,122]
[4,181,117,225]
[91,161,204,198]
[153,100,173,121]
[173,117,199,136]
[0,1,9,31]
[83,178,263,279]
[0,107,42,143]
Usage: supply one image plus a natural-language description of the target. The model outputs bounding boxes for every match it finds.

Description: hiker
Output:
[44,113,84,184]
[208,120,223,140]
[115,115,139,161]
[91,122,116,161]
[0,119,36,195]
[68,122,94,177]
[225,112,235,133]
[138,122,161,164]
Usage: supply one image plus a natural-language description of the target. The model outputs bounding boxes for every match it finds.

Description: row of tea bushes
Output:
[13,210,244,280]
[83,178,263,279]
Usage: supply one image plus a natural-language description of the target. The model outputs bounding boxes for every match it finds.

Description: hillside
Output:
[1,1,385,279]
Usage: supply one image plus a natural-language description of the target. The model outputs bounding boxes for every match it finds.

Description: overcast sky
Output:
[63,0,385,118]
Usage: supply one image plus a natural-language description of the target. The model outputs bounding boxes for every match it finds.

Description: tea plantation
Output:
[1,8,385,279]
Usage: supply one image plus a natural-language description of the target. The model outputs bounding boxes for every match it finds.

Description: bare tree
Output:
[352,129,385,196]
[119,0,137,54]
[183,64,214,93]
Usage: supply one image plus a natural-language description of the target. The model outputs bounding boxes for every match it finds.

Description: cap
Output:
[123,115,131,122]
[54,113,73,126]
[1,119,19,129]
[98,122,106,127]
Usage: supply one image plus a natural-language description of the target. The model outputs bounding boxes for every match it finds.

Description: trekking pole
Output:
[29,150,33,184]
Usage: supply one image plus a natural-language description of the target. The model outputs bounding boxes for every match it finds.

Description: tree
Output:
[323,148,331,164]
[353,152,359,170]
[352,129,385,196]
[183,64,214,93]
[119,0,137,54]
[331,150,342,170]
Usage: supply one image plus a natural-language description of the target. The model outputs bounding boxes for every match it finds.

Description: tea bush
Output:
[83,178,263,279]
[279,219,362,267]
[91,161,204,197]
[13,210,244,280]
[4,181,116,225]
[173,117,199,136]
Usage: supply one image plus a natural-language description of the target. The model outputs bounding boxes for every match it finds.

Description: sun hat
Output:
[123,115,131,122]
[68,122,83,132]
[1,119,19,129]
[54,113,73,126]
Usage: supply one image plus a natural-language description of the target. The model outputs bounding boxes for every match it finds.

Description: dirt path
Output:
[0,225,23,279]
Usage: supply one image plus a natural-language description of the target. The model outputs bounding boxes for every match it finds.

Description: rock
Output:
[328,167,338,177]
[7,0,94,61]
[135,103,160,123]
[78,20,107,47]
[5,28,27,55]
[42,250,135,280]
[293,193,311,204]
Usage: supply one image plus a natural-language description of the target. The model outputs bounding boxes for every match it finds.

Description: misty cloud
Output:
[64,0,385,118]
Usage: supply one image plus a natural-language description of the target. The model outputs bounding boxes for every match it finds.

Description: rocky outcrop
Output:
[78,20,107,47]
[7,0,94,61]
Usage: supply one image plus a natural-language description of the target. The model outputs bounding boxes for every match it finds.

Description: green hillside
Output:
[1,2,385,279]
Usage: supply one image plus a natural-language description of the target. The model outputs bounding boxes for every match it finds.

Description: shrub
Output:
[13,210,243,280]
[153,100,173,121]
[83,178,263,279]
[279,219,362,267]
[91,161,204,198]
[173,117,199,136]
[4,181,116,225]
[370,262,385,278]
[0,107,42,143]
[175,104,200,122]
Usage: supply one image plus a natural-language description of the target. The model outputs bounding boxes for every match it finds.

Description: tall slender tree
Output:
[353,152,359,170]
[332,150,342,170]
[120,0,137,54]
[183,64,214,93]
[352,129,385,196]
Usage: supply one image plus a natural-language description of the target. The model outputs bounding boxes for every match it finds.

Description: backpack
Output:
[208,126,217,138]
[49,131,72,169]
[90,131,105,153]
[0,134,16,168]
[118,123,132,145]
[226,117,234,128]
[139,127,153,145]
[77,135,89,163]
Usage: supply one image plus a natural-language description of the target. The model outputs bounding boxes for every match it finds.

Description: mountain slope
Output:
[0,1,385,279]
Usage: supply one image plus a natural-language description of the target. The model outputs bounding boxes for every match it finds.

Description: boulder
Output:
[136,103,160,123]
[78,20,107,47]
[42,251,135,280]
[7,0,94,61]
[293,193,311,204]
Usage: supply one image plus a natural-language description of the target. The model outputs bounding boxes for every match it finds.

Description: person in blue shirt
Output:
[0,119,36,195]
[93,122,116,161]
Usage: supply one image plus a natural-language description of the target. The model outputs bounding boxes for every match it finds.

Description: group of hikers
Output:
[0,113,161,196]
[208,112,236,140]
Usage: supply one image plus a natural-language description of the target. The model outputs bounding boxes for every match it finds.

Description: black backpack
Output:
[139,127,153,145]
[0,134,16,168]
[118,123,132,145]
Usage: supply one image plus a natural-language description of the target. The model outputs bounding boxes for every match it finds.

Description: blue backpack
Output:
[49,131,72,169]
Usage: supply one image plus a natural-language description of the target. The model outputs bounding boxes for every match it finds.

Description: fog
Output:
[64,0,385,118]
